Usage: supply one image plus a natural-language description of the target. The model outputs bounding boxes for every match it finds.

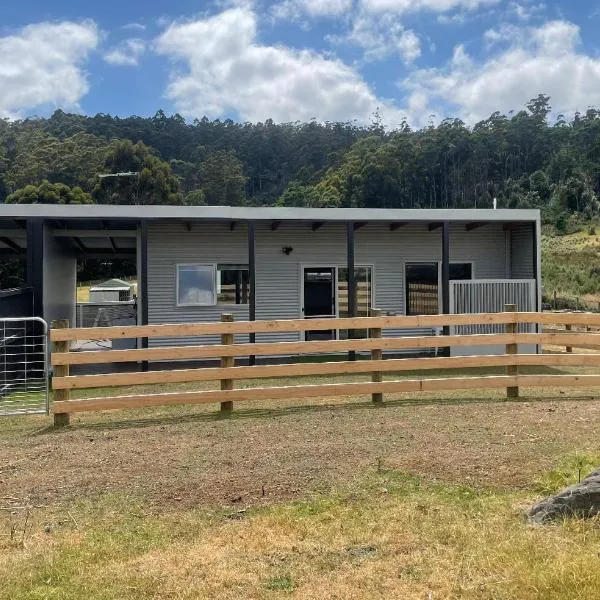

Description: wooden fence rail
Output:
[49,309,600,426]
[49,311,600,343]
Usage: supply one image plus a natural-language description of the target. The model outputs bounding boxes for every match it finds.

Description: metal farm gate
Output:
[0,318,49,416]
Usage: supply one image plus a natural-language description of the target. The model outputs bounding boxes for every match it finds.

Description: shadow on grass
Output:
[37,388,600,435]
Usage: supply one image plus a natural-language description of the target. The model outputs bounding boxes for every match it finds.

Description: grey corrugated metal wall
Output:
[147,222,250,346]
[147,221,512,347]
[510,224,534,278]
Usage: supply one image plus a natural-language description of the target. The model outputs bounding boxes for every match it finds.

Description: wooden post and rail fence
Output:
[49,308,600,426]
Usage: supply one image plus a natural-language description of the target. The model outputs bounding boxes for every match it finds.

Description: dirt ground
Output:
[2,389,600,512]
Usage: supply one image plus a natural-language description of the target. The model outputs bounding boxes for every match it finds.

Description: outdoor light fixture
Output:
[282,246,293,255]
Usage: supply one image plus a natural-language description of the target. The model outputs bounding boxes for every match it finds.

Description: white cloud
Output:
[328,12,421,63]
[0,21,98,119]
[122,22,147,31]
[437,12,468,24]
[359,0,500,14]
[156,7,402,124]
[400,20,600,125]
[483,23,521,48]
[510,1,546,21]
[104,38,146,66]
[271,0,495,66]
[271,0,353,20]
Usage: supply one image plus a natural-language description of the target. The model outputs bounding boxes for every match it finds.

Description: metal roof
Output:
[0,204,540,223]
[89,278,133,291]
[0,205,539,257]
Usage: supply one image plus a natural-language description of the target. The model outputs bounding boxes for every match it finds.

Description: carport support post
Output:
[347,222,357,361]
[140,220,149,372]
[26,219,44,318]
[220,313,235,413]
[505,304,519,398]
[370,308,383,403]
[52,319,70,428]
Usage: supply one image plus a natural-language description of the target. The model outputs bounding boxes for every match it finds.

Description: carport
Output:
[0,212,138,323]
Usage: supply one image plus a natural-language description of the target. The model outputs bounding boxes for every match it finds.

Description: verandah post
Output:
[505,303,519,398]
[347,221,357,361]
[370,308,383,403]
[220,313,235,412]
[52,319,70,428]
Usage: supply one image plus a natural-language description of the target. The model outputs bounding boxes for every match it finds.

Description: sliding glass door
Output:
[302,266,373,340]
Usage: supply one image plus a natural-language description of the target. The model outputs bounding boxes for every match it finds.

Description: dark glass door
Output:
[303,267,336,340]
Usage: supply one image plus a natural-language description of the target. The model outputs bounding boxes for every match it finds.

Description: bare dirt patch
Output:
[2,389,600,511]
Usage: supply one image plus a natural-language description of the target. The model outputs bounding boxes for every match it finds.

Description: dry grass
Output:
[542,227,600,302]
[1,471,600,599]
[2,374,600,599]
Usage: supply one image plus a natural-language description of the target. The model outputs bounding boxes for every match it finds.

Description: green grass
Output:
[2,468,600,599]
[534,452,600,495]
[542,224,600,303]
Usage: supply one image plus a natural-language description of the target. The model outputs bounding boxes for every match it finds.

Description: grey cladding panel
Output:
[146,221,513,347]
[147,222,250,346]
[511,224,534,278]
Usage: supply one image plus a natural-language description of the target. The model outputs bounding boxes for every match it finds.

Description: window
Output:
[217,265,249,304]
[405,262,473,315]
[450,263,472,280]
[405,263,439,316]
[176,264,216,306]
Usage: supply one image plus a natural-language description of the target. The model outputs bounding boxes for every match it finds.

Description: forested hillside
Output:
[1,94,600,230]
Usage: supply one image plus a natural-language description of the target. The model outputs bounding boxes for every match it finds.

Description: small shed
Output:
[89,279,134,303]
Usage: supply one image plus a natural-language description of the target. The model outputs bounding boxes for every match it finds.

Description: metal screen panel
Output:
[449,279,536,335]
[76,301,136,328]
[0,317,49,416]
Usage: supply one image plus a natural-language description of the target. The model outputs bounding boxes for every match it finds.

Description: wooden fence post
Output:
[505,304,519,398]
[220,313,235,413]
[52,319,70,428]
[566,323,573,353]
[370,308,383,403]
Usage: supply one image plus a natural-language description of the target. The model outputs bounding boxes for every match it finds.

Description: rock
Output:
[526,468,600,523]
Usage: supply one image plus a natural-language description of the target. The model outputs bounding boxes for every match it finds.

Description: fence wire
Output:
[0,318,49,416]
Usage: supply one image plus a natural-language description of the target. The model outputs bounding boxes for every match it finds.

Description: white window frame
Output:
[176,263,217,307]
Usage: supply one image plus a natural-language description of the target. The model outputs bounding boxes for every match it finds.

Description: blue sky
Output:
[1,0,600,127]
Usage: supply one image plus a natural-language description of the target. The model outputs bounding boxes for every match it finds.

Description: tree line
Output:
[1,94,599,231]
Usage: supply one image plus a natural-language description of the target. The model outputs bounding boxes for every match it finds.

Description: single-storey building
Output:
[0,205,541,355]
[88,278,135,303]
